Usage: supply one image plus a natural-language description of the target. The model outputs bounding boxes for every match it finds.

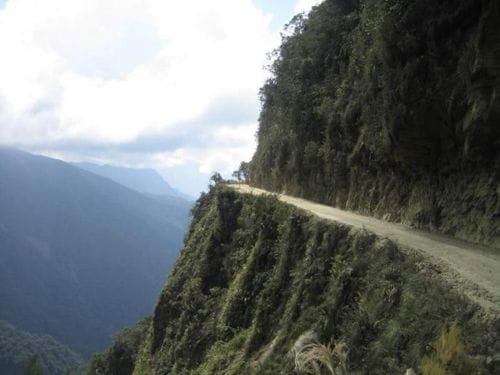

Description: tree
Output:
[24,355,42,375]
[209,172,224,186]
[231,169,241,182]
[238,162,250,182]
[231,162,250,183]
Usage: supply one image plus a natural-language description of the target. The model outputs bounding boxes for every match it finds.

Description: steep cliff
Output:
[93,188,499,374]
[88,0,500,373]
[250,0,500,247]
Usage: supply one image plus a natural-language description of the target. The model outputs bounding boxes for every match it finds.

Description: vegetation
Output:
[24,355,42,375]
[88,318,151,375]
[232,162,250,183]
[250,0,500,247]
[92,187,498,374]
[210,172,224,186]
[0,321,82,375]
[421,322,477,375]
[293,339,348,375]
[86,0,500,373]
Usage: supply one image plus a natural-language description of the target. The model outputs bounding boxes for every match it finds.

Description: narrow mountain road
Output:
[229,184,500,313]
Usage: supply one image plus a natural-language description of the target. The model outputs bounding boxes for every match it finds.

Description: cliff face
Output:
[95,188,498,374]
[89,1,500,373]
[250,0,500,247]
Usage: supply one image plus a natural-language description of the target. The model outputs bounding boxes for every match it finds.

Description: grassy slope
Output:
[117,188,499,374]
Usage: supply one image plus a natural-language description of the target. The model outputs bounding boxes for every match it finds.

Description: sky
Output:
[0,0,323,196]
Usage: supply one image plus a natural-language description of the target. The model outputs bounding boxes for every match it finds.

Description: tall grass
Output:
[293,340,349,375]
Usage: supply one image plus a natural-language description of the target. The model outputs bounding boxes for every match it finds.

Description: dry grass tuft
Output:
[421,322,477,375]
[293,340,349,375]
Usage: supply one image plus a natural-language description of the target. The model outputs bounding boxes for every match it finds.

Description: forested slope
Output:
[0,148,190,356]
[91,188,499,374]
[250,0,500,247]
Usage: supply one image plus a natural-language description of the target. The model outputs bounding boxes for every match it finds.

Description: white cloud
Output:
[0,0,278,186]
[294,0,324,14]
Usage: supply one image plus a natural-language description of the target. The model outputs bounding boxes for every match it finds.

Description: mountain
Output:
[250,0,500,248]
[89,187,499,374]
[0,147,192,357]
[73,162,194,201]
[0,321,83,375]
[87,0,499,374]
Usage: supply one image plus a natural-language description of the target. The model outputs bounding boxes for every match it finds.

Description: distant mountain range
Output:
[73,162,194,201]
[0,148,192,363]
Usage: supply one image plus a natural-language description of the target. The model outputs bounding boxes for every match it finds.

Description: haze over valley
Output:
[0,0,499,374]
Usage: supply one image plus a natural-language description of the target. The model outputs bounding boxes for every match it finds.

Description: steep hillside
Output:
[0,148,190,356]
[87,0,500,373]
[92,188,499,374]
[0,321,82,375]
[73,162,193,201]
[250,0,500,247]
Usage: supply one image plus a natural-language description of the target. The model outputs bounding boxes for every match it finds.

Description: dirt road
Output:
[229,184,500,313]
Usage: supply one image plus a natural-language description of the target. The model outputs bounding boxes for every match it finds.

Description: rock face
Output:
[250,0,500,247]
[94,188,499,374]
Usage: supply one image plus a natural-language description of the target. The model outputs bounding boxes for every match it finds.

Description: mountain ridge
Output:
[73,162,194,201]
[0,147,191,356]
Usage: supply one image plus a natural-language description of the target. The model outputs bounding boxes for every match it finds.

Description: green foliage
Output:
[114,188,498,374]
[209,172,224,186]
[87,317,152,375]
[232,162,250,182]
[250,0,500,245]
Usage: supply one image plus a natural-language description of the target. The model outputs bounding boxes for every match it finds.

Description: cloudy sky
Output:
[0,0,322,196]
